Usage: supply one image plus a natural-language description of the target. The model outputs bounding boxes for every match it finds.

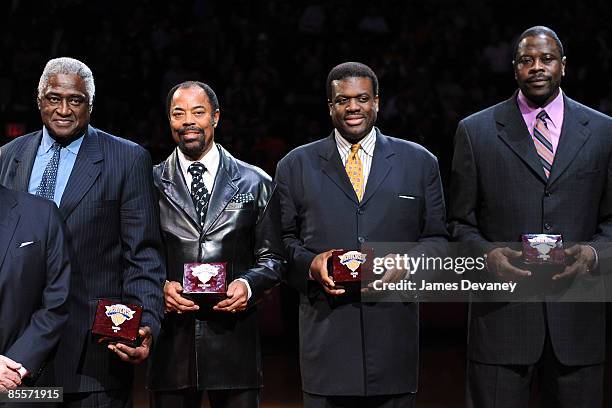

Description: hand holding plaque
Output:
[309,250,345,296]
[108,326,152,365]
[92,299,143,346]
[486,247,531,282]
[183,262,228,302]
[164,281,199,313]
[552,244,597,281]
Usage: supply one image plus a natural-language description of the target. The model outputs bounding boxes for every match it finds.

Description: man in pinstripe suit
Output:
[0,57,165,407]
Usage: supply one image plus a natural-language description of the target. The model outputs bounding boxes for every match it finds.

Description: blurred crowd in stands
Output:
[2,0,612,183]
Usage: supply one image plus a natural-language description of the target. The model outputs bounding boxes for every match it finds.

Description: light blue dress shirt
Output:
[28,127,84,206]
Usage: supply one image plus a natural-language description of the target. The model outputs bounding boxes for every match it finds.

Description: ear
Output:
[328,100,333,116]
[561,56,567,77]
[36,97,41,110]
[374,95,380,113]
[212,109,220,127]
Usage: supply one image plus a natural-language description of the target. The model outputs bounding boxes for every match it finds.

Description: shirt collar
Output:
[41,126,85,155]
[517,88,564,129]
[176,141,220,175]
[334,126,377,157]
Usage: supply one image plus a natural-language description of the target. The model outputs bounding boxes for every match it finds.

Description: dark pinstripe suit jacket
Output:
[0,126,165,393]
[449,93,612,366]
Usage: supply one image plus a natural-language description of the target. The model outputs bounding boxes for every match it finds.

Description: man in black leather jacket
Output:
[146,81,285,408]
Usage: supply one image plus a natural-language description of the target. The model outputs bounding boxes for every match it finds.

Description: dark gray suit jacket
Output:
[0,186,70,381]
[0,126,165,393]
[147,145,284,391]
[449,93,612,365]
[276,129,448,396]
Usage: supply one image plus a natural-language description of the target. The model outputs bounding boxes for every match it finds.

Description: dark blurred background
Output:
[2,0,612,406]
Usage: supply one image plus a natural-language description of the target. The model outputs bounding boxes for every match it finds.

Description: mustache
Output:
[178,126,205,136]
[527,75,551,82]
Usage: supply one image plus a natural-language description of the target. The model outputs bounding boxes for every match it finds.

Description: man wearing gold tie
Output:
[275,62,448,407]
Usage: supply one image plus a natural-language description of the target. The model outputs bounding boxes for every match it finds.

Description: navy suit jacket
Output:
[0,185,70,380]
[449,93,612,365]
[0,126,165,392]
[276,129,448,396]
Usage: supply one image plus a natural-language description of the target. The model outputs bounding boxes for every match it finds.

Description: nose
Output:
[57,99,71,116]
[183,112,196,126]
[530,58,545,72]
[347,97,360,112]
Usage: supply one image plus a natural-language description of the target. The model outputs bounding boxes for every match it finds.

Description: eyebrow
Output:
[172,105,207,111]
[334,93,370,98]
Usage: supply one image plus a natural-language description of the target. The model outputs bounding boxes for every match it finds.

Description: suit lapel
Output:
[318,134,360,205]
[8,131,41,192]
[59,126,103,221]
[0,187,19,270]
[361,129,393,206]
[202,145,239,235]
[547,97,590,186]
[495,96,548,183]
[159,149,200,228]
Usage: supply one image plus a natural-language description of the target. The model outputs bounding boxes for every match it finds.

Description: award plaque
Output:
[328,249,373,283]
[92,299,143,345]
[183,262,227,301]
[522,234,565,265]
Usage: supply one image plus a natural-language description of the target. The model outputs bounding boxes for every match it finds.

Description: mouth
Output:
[344,116,365,126]
[178,126,205,142]
[52,119,74,126]
[527,77,550,87]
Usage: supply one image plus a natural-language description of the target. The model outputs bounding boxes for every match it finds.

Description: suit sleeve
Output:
[240,182,286,304]
[5,202,70,377]
[448,121,496,255]
[119,148,165,339]
[275,156,317,294]
[404,153,449,284]
[590,119,612,273]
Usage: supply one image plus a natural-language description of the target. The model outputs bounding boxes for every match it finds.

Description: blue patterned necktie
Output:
[188,162,210,228]
[35,142,62,201]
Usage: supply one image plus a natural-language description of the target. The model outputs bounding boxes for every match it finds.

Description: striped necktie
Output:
[345,143,364,201]
[532,110,554,178]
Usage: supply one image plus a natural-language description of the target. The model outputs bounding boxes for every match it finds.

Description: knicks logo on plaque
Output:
[105,304,136,332]
[338,251,368,278]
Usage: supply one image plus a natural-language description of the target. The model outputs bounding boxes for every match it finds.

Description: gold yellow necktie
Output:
[345,143,364,201]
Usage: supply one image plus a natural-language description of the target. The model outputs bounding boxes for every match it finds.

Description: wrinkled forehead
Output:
[42,73,88,97]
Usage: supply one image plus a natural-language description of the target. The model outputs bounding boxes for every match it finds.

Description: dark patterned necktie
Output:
[188,162,210,228]
[532,110,554,178]
[35,142,62,201]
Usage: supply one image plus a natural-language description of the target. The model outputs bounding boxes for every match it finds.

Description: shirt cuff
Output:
[235,278,252,300]
[17,366,28,379]
[587,245,599,270]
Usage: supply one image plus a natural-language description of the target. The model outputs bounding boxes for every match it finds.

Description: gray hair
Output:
[37,57,95,111]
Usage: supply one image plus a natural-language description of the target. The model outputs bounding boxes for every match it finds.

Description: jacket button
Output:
[544,190,551,197]
[544,223,552,231]
[357,208,364,215]
[358,236,365,244]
